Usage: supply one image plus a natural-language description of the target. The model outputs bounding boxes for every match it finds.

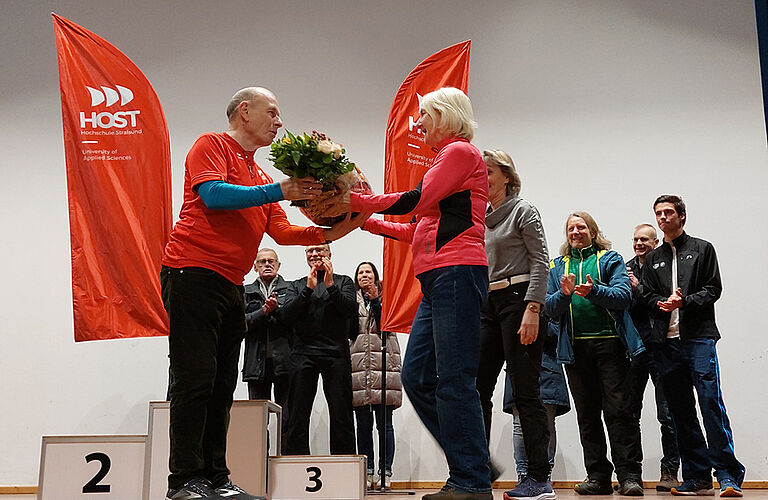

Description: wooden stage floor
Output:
[5,486,766,499]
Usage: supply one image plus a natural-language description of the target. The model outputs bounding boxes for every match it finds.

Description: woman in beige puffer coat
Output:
[349,262,402,489]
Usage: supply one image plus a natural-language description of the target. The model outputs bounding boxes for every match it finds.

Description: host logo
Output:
[80,110,140,129]
[87,85,134,106]
[80,84,140,129]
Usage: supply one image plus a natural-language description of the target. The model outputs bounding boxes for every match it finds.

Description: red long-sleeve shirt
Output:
[162,132,325,284]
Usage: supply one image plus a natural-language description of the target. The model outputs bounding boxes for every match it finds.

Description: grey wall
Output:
[1,0,766,486]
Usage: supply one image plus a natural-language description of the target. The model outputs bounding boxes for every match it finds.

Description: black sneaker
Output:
[671,479,714,496]
[213,479,265,500]
[574,478,613,495]
[166,478,218,499]
[422,485,494,499]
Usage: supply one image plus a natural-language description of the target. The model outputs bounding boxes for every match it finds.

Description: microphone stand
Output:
[368,329,414,496]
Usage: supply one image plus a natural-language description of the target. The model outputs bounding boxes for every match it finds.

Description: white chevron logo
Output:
[86,85,134,107]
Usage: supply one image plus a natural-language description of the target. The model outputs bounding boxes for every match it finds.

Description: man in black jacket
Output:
[242,248,293,406]
[280,243,358,455]
[625,224,680,491]
[641,195,744,497]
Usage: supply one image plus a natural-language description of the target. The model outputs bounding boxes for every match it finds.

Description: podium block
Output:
[143,400,281,500]
[268,455,366,500]
[37,435,146,500]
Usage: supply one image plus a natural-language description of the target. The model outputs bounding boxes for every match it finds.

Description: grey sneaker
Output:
[166,478,218,499]
[618,479,644,496]
[657,472,680,492]
[504,476,557,500]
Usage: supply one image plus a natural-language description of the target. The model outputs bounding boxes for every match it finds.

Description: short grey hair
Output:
[483,149,521,196]
[226,87,273,122]
[633,224,657,239]
[421,87,477,141]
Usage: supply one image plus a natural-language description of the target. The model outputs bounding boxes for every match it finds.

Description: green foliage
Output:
[269,131,355,183]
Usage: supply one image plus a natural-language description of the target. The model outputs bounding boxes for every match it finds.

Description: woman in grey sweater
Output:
[476,150,555,500]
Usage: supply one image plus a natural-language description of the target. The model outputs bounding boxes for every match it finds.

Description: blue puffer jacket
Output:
[546,249,644,364]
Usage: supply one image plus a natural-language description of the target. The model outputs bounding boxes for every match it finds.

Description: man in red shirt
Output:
[161,87,365,500]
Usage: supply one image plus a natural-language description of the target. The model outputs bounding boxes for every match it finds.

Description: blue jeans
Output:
[649,338,744,486]
[355,405,395,475]
[513,403,557,479]
[401,265,491,493]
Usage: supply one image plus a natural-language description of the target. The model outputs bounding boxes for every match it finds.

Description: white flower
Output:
[332,143,343,159]
[317,140,333,154]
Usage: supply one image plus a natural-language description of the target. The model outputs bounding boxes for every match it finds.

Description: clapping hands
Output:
[560,273,594,297]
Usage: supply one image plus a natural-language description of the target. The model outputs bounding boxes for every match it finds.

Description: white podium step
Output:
[268,455,366,500]
[37,435,146,500]
[143,400,280,500]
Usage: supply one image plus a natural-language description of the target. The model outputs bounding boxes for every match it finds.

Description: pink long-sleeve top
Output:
[350,136,488,276]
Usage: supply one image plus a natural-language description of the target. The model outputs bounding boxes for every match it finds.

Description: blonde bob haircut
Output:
[559,211,612,256]
[420,87,477,141]
[483,150,521,197]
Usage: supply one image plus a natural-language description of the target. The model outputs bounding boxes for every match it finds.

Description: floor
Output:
[3,487,763,499]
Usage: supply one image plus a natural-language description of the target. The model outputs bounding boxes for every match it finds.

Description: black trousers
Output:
[246,358,291,405]
[566,337,643,483]
[247,358,292,452]
[626,351,680,474]
[161,266,246,490]
[476,283,551,481]
[282,352,356,455]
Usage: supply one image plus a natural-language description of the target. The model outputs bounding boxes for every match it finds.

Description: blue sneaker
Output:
[504,476,557,500]
[719,479,743,498]
[671,479,714,496]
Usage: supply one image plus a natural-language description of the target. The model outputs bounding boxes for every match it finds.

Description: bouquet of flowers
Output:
[270,130,372,226]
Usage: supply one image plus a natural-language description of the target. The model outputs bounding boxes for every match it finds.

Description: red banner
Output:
[381,41,471,333]
[53,14,171,341]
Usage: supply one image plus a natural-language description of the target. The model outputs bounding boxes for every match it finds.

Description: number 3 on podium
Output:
[306,466,323,492]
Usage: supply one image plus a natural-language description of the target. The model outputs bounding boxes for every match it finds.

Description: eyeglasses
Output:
[305,247,329,255]
[256,258,277,265]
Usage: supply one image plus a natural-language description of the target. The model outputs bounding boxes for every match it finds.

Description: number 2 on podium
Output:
[82,452,111,493]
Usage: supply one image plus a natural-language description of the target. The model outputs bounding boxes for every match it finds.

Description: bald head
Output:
[226,87,275,122]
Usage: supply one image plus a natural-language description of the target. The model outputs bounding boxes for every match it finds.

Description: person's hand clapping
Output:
[658,287,683,312]
[574,274,594,297]
[627,268,639,290]
[364,283,379,300]
[322,257,334,287]
[262,294,278,315]
[560,273,576,295]
[306,262,321,289]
